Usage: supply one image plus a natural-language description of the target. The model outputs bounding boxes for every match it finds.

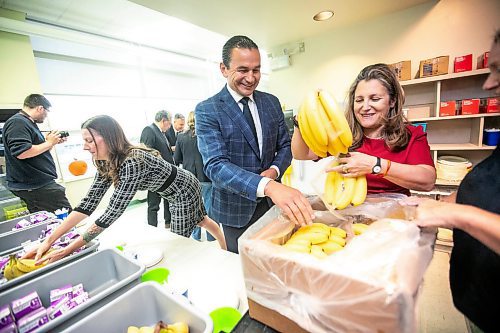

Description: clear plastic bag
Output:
[239,197,435,333]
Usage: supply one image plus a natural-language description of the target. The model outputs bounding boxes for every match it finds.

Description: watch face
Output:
[373,165,382,174]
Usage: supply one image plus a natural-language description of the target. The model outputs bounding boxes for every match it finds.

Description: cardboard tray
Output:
[58,282,213,333]
[0,221,57,256]
[0,240,99,292]
[0,249,145,333]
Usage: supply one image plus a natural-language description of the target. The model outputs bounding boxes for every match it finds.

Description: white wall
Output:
[267,0,500,109]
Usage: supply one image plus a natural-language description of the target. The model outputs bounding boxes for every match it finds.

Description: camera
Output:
[58,131,70,138]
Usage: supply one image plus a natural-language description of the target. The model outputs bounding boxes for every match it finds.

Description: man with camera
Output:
[3,94,72,213]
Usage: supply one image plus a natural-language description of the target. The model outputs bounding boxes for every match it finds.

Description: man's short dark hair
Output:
[155,110,171,122]
[222,35,259,68]
[173,113,185,121]
[23,94,51,109]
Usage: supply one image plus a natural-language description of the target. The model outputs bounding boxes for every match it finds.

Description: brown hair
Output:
[81,115,157,185]
[345,63,409,151]
[187,111,196,137]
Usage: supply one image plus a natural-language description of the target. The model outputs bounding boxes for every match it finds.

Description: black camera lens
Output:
[58,131,69,138]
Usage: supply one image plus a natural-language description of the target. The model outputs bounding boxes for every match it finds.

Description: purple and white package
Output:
[0,305,14,329]
[49,285,73,305]
[10,291,42,321]
[17,307,49,333]
[0,322,16,333]
[71,283,84,297]
[69,292,89,309]
[13,219,31,230]
[48,295,72,320]
[0,257,9,271]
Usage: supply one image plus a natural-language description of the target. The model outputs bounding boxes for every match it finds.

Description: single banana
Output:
[294,223,330,235]
[334,173,356,210]
[324,171,337,205]
[292,231,329,245]
[285,238,312,247]
[329,226,347,238]
[328,234,347,247]
[302,91,328,147]
[318,90,353,148]
[16,258,46,273]
[318,240,344,255]
[311,245,328,259]
[353,223,369,235]
[283,243,311,254]
[298,109,327,157]
[351,176,367,206]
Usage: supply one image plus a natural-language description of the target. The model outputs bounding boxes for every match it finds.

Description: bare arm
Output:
[17,131,65,159]
[291,128,319,160]
[328,152,436,192]
[412,198,500,255]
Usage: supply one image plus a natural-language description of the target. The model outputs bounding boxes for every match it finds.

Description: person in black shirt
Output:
[3,94,71,213]
[406,29,500,333]
[140,110,174,228]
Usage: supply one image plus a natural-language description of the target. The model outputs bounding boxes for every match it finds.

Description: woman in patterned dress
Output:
[26,115,226,263]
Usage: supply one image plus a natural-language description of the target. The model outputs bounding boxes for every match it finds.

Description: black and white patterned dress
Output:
[74,149,206,237]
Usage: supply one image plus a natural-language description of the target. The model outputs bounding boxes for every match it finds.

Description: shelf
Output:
[409,112,500,122]
[400,68,490,86]
[435,179,462,186]
[430,143,497,150]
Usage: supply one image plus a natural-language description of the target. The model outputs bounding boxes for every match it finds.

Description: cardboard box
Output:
[248,299,309,333]
[419,56,449,77]
[485,97,498,113]
[240,202,435,333]
[461,98,480,115]
[477,52,489,69]
[389,60,411,81]
[440,101,457,117]
[407,105,431,119]
[454,54,472,73]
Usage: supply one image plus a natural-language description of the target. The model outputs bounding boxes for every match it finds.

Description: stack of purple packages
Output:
[12,212,57,231]
[0,284,90,333]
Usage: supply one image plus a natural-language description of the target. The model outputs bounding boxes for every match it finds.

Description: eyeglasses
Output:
[41,106,50,112]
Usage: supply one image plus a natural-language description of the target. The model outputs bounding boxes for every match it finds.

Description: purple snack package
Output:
[49,284,73,305]
[69,292,89,309]
[10,291,42,321]
[14,219,31,230]
[0,305,14,329]
[17,307,49,333]
[0,257,9,271]
[48,295,72,320]
[71,283,84,297]
[0,322,17,333]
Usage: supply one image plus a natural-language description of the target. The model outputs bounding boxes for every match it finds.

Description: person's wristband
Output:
[292,115,299,128]
[382,159,392,177]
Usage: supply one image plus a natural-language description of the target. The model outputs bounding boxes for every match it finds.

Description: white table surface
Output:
[77,211,248,315]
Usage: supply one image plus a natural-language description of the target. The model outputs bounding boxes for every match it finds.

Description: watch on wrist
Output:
[292,115,299,128]
[371,157,382,175]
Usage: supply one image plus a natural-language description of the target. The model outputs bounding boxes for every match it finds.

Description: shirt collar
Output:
[227,84,254,104]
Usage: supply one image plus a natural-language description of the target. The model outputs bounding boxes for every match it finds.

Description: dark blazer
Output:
[166,126,177,149]
[195,86,292,227]
[173,129,209,182]
[140,124,174,164]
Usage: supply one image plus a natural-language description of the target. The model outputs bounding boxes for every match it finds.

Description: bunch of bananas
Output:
[3,255,47,280]
[282,223,347,259]
[297,90,353,158]
[324,163,368,210]
[128,321,188,333]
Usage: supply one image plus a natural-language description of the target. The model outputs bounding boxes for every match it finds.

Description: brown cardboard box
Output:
[248,299,309,333]
[389,60,411,81]
[419,56,449,77]
[454,54,472,73]
[477,52,489,69]
[440,101,456,117]
[406,105,431,119]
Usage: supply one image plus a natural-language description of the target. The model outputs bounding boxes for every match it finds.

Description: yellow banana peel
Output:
[318,90,353,148]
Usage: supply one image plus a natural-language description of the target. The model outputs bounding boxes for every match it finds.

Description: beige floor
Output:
[119,201,471,333]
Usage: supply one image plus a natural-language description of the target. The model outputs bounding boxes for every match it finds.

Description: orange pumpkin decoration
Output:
[68,159,88,176]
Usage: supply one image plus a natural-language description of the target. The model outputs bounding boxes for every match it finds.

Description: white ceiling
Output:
[1,0,435,57]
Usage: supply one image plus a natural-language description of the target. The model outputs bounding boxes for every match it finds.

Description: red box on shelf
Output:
[440,101,456,117]
[461,99,480,115]
[486,98,498,113]
[477,52,489,69]
[454,54,472,73]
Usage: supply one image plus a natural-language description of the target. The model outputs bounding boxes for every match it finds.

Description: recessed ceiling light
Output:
[313,10,334,21]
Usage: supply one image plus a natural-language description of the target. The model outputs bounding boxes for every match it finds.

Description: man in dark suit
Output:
[195,35,314,253]
[140,110,174,228]
[166,113,185,152]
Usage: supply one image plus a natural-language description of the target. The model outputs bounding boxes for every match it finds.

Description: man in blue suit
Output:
[196,35,313,253]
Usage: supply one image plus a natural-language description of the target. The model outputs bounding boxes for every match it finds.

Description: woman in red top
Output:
[293,63,436,195]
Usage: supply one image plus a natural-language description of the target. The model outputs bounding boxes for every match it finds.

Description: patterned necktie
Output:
[240,97,258,142]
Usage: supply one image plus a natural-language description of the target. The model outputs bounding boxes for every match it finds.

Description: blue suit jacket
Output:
[195,86,292,227]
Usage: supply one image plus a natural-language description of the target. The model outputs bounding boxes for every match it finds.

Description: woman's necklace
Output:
[364,133,384,139]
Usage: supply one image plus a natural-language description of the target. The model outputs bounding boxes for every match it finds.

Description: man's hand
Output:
[45,131,66,147]
[260,168,278,180]
[264,180,314,226]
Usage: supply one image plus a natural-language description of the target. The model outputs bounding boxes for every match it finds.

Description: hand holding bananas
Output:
[327,152,390,178]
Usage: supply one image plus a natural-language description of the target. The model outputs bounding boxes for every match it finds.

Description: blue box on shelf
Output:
[413,122,427,132]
